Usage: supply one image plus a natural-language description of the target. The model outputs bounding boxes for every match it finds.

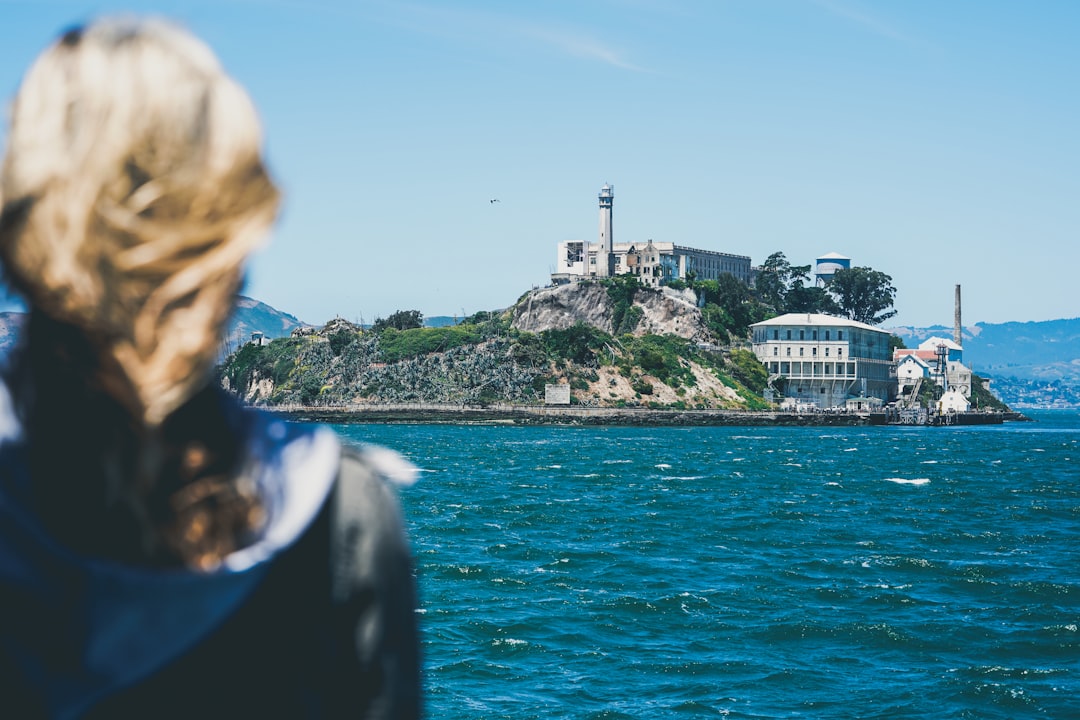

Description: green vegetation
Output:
[220,337,302,395]
[539,323,609,366]
[372,309,424,331]
[619,334,696,389]
[378,325,484,363]
[603,275,645,335]
[753,251,898,326]
[728,348,768,395]
[970,374,1010,412]
[827,267,898,326]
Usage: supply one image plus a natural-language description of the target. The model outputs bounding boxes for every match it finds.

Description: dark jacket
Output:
[0,390,421,719]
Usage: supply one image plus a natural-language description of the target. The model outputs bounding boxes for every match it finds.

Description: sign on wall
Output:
[545,383,571,405]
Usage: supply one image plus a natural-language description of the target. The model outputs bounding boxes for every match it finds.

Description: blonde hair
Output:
[0,18,279,426]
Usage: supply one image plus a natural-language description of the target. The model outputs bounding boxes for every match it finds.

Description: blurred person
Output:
[0,18,420,718]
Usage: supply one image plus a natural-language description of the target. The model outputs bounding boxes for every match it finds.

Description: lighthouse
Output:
[597,184,614,277]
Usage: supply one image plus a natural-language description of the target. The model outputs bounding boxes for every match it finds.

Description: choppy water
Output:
[333,412,1080,719]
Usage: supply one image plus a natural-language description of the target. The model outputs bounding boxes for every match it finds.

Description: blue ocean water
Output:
[334,412,1080,719]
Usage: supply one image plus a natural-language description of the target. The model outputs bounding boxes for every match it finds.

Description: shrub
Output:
[728,348,768,395]
[540,323,610,366]
[328,329,358,356]
[624,334,696,389]
[604,275,644,335]
[372,309,423,332]
[379,326,484,363]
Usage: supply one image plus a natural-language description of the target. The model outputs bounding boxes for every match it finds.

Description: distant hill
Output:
[424,316,459,328]
[0,297,310,360]
[219,296,310,355]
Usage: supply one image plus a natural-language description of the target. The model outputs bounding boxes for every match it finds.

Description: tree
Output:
[372,309,424,332]
[827,267,897,325]
[785,283,840,315]
[755,251,811,313]
[693,273,759,337]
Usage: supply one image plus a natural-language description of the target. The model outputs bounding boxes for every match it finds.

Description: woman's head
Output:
[0,18,279,426]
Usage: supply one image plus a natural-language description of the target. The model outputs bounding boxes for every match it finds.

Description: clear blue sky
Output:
[2,0,1077,328]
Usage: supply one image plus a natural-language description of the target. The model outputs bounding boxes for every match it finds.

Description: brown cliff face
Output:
[510,283,711,341]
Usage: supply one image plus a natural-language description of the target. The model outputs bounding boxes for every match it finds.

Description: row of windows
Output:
[772,346,842,358]
[771,328,843,341]
[768,361,857,377]
[753,328,848,343]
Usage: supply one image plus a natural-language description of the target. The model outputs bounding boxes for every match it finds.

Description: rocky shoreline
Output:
[266,402,1030,427]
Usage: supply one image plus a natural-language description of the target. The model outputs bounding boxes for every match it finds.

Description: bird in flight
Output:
[490,198,500,203]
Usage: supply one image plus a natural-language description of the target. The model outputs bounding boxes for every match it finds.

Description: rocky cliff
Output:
[511,282,711,341]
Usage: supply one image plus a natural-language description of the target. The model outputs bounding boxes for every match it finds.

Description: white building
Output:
[751,313,896,409]
[896,353,931,391]
[552,185,753,288]
[893,337,972,398]
[938,388,971,413]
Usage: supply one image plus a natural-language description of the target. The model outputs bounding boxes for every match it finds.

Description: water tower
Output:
[814,252,851,286]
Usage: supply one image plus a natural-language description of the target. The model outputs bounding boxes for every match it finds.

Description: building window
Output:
[838,348,843,357]
[786,347,791,356]
[825,331,830,340]
[799,347,804,357]
[813,330,818,340]
[786,330,792,340]
[799,330,805,340]
[838,331,843,340]
[773,347,778,356]
[825,348,830,357]
[812,348,817,356]
[773,330,779,340]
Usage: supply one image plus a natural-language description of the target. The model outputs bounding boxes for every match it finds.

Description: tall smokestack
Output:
[954,284,962,347]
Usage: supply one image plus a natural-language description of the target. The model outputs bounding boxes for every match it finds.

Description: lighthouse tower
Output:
[597,184,614,277]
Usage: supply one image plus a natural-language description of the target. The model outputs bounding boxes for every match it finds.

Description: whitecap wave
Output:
[884,477,930,485]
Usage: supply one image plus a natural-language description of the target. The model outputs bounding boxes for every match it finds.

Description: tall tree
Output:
[373,309,424,331]
[786,283,840,315]
[755,251,811,313]
[827,267,897,325]
[695,273,761,336]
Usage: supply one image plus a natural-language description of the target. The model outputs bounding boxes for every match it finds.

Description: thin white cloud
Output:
[388,2,649,72]
[526,26,647,72]
[810,0,912,43]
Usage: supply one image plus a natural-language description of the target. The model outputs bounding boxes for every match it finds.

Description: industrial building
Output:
[551,185,753,287]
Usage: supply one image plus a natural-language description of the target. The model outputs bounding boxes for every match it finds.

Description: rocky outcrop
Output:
[511,283,711,341]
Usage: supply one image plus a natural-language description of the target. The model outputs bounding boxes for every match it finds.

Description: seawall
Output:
[270,402,882,426]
